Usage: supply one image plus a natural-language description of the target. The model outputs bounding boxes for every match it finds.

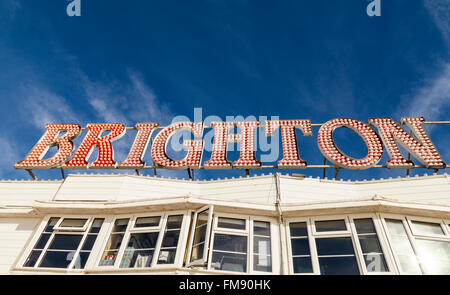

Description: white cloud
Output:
[82,70,173,125]
[0,134,21,178]
[19,84,80,129]
[397,1,450,121]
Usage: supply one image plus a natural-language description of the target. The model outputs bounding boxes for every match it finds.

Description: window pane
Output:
[48,234,83,250]
[217,217,246,230]
[44,217,59,232]
[213,234,247,253]
[291,238,310,256]
[127,232,159,249]
[120,249,154,268]
[158,249,177,264]
[158,215,183,265]
[190,209,210,262]
[73,251,90,269]
[319,256,360,275]
[415,239,450,275]
[112,218,129,232]
[161,230,180,248]
[290,222,308,237]
[99,250,119,266]
[411,221,444,236]
[315,220,347,232]
[253,236,271,272]
[196,210,209,227]
[39,251,75,268]
[135,216,160,228]
[385,219,421,274]
[354,218,376,234]
[166,215,183,229]
[89,218,104,233]
[81,235,98,251]
[104,233,125,251]
[254,254,272,272]
[316,237,355,256]
[211,252,247,272]
[292,256,313,273]
[192,224,207,245]
[254,221,270,236]
[190,243,204,261]
[354,219,389,273]
[358,235,383,254]
[23,250,42,267]
[363,253,389,272]
[59,218,88,228]
[35,233,51,249]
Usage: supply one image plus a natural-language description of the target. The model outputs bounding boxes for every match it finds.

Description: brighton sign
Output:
[14,117,447,174]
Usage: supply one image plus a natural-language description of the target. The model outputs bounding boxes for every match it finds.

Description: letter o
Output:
[317,118,383,170]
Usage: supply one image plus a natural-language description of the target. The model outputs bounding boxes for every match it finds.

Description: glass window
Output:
[289,222,313,273]
[99,218,129,266]
[354,219,389,272]
[190,209,210,263]
[316,237,360,275]
[217,217,246,230]
[158,215,183,264]
[23,217,104,269]
[410,220,445,236]
[59,218,88,229]
[415,239,450,275]
[120,232,158,268]
[206,215,273,274]
[135,216,160,228]
[385,219,421,274]
[211,234,247,272]
[315,219,347,232]
[253,221,272,272]
[100,214,185,269]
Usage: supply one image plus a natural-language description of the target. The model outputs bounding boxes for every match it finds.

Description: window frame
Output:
[186,205,214,267]
[287,214,396,275]
[17,215,108,272]
[53,217,90,232]
[206,212,277,274]
[380,213,450,275]
[93,211,189,271]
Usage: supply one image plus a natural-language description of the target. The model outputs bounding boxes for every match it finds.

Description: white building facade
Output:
[0,173,449,275]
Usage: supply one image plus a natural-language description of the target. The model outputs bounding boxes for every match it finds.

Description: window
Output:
[186,208,276,274]
[187,206,213,266]
[353,218,389,273]
[383,216,450,275]
[23,217,104,269]
[207,215,274,273]
[98,213,186,269]
[289,222,313,273]
[287,216,392,275]
[210,217,248,273]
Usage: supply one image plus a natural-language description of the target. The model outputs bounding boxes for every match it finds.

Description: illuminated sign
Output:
[14,117,447,175]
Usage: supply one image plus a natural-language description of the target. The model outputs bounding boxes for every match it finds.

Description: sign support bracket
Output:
[26,169,36,180]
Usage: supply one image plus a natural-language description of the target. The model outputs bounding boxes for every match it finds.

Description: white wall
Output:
[0,218,39,274]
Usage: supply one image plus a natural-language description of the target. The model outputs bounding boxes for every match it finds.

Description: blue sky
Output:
[0,0,449,181]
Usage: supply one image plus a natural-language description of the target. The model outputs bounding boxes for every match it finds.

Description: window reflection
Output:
[316,237,359,275]
[354,219,388,272]
[289,222,313,273]
[211,234,247,272]
[385,219,421,274]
